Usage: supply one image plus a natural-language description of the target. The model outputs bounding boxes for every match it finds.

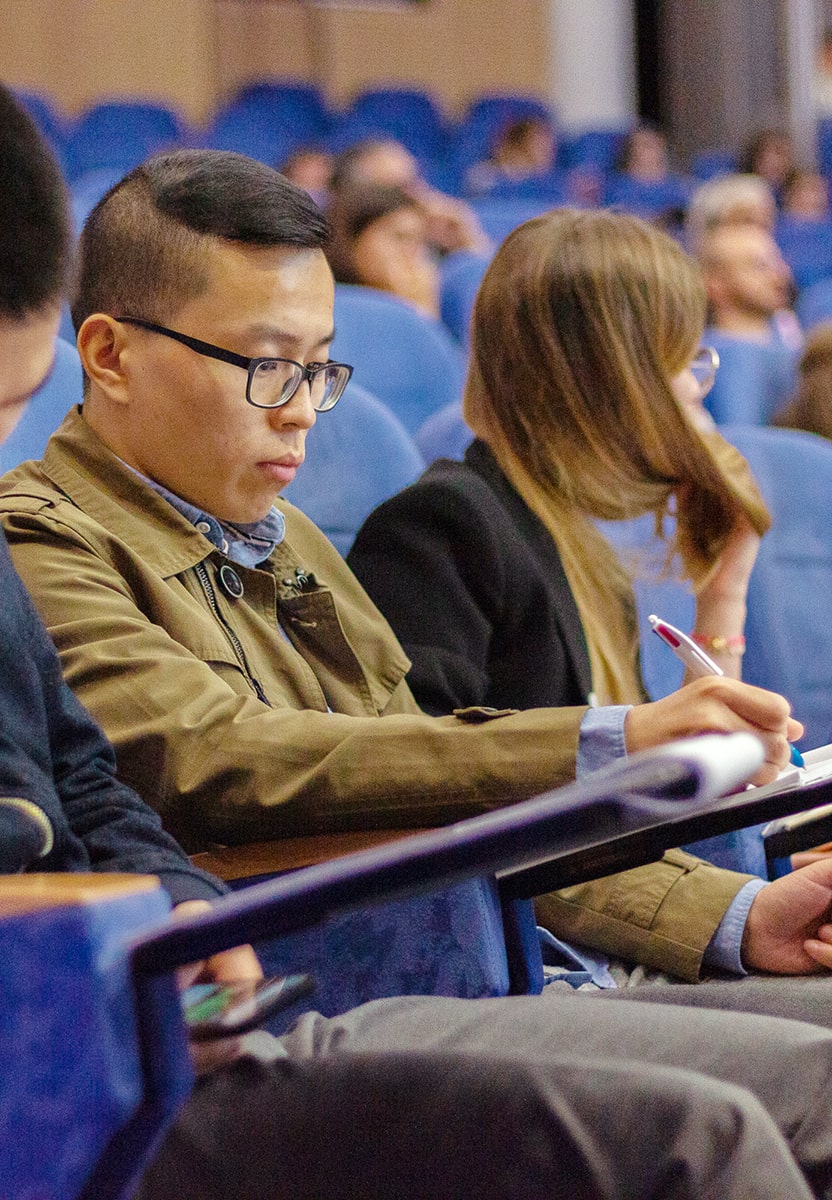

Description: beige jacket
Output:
[0,409,752,978]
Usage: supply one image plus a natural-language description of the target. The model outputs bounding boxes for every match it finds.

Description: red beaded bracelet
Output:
[690,633,746,656]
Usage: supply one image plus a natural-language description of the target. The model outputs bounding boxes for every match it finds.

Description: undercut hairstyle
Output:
[0,85,73,319]
[71,149,330,331]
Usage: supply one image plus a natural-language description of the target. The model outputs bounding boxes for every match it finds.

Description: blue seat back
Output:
[439,251,491,347]
[332,88,449,163]
[796,275,832,331]
[282,382,425,557]
[722,424,832,752]
[452,94,554,176]
[468,195,554,244]
[206,84,331,164]
[331,285,467,435]
[415,399,473,464]
[0,877,190,1200]
[775,215,832,291]
[63,101,186,180]
[603,173,693,219]
[559,126,630,172]
[1,338,83,472]
[704,330,799,425]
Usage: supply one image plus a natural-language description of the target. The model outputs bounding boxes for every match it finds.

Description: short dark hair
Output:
[72,149,330,331]
[326,183,420,284]
[0,85,73,319]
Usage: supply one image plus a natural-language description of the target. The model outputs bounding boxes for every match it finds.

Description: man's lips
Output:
[257,458,302,483]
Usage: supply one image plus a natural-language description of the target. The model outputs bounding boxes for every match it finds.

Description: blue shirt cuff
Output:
[577,705,632,778]
[703,877,767,975]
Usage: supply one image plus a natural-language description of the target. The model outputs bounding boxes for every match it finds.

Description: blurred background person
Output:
[330,137,490,256]
[781,169,831,221]
[326,182,440,317]
[699,222,799,347]
[739,128,796,204]
[773,321,832,440]
[465,114,558,194]
[685,174,778,256]
[278,146,334,207]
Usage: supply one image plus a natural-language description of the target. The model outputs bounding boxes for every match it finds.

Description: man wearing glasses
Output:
[3,148,832,999]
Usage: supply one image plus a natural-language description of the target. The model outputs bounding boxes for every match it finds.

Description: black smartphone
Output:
[182,973,315,1040]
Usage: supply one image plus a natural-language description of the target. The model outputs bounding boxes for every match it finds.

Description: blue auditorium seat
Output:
[1,338,83,471]
[796,275,832,331]
[703,329,799,425]
[205,83,331,165]
[774,215,832,291]
[63,101,187,181]
[439,250,490,346]
[415,400,473,463]
[603,173,693,219]
[331,285,467,435]
[331,87,449,165]
[558,126,631,173]
[468,195,553,244]
[451,94,555,178]
[282,383,425,557]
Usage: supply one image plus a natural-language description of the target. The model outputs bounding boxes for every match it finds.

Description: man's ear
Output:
[77,315,131,404]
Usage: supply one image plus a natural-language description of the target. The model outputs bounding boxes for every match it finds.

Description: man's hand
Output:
[742,859,832,973]
[625,676,803,786]
[173,899,263,1076]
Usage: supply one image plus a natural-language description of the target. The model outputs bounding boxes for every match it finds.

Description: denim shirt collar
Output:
[121,464,286,568]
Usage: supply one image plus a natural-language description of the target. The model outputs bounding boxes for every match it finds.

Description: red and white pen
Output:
[648,613,805,767]
[648,614,723,678]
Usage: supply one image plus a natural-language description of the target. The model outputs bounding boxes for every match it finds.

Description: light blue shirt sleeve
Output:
[703,877,767,975]
[577,705,632,778]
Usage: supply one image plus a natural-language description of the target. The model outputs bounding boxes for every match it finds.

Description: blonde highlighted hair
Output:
[464,206,770,590]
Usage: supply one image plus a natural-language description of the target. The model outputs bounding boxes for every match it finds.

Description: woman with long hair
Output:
[349,207,769,723]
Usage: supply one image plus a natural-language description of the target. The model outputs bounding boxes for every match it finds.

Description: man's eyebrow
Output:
[246,323,336,349]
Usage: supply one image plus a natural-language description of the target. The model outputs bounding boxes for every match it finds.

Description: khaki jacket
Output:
[0,409,752,978]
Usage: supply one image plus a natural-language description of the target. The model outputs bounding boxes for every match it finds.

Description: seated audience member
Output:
[10,90,829,1200]
[465,114,558,194]
[740,127,796,203]
[347,203,766,863]
[685,173,778,255]
[277,147,334,208]
[605,122,692,224]
[782,169,831,221]
[615,122,673,183]
[699,221,802,350]
[330,137,490,255]
[773,320,832,439]
[326,183,440,317]
[6,148,832,1012]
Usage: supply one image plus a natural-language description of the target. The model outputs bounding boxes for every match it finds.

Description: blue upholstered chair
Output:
[282,383,425,557]
[439,251,490,347]
[468,195,554,244]
[796,275,832,332]
[331,87,449,164]
[603,173,693,220]
[1,338,83,472]
[415,399,473,464]
[63,101,187,181]
[775,216,832,291]
[0,874,191,1200]
[703,329,799,425]
[331,285,467,435]
[721,424,832,753]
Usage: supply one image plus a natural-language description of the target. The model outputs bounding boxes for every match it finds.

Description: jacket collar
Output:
[41,407,222,578]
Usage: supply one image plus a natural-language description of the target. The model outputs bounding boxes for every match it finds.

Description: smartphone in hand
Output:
[183,973,314,1041]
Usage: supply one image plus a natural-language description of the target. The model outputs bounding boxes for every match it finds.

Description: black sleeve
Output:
[349,471,508,715]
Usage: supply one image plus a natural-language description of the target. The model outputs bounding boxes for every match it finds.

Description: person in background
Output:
[277,147,334,208]
[773,321,832,440]
[615,122,673,183]
[465,114,558,194]
[740,127,796,204]
[325,182,440,317]
[330,136,491,255]
[685,173,778,256]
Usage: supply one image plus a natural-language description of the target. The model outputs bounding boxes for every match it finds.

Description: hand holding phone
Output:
[183,973,314,1041]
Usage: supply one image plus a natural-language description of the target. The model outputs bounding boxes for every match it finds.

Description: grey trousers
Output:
[137,988,832,1200]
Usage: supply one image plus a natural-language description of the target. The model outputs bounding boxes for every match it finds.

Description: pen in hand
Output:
[648,614,805,768]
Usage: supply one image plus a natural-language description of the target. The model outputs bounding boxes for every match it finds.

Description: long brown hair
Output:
[464,207,770,588]
[774,321,832,441]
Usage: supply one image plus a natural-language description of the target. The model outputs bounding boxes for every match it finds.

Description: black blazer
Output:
[348,439,593,716]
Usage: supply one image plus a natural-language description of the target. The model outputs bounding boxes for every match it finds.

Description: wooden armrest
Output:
[190,829,430,882]
[0,873,161,916]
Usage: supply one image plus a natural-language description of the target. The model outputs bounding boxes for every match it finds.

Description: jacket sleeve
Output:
[534,849,753,981]
[0,502,586,851]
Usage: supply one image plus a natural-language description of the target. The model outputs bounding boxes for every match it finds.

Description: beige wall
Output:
[0,0,551,127]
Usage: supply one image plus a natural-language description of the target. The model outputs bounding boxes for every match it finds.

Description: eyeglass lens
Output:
[250,361,350,410]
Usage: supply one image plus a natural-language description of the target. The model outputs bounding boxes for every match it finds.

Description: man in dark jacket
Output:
[7,84,832,1200]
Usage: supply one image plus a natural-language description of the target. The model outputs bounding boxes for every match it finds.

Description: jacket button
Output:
[218,564,244,599]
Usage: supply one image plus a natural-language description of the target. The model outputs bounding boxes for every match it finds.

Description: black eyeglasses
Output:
[114,317,353,411]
